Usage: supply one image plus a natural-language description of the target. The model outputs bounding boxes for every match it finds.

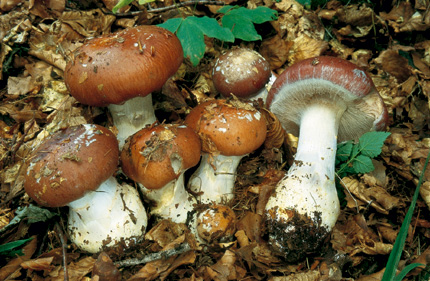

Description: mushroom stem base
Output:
[68,177,147,253]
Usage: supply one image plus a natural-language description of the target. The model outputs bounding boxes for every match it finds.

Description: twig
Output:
[114,242,191,268]
[107,0,225,15]
[55,222,69,281]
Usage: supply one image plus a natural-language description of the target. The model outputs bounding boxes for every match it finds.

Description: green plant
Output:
[158,16,234,66]
[113,0,154,13]
[111,1,277,66]
[0,237,34,257]
[335,131,391,178]
[381,148,430,280]
[159,5,277,65]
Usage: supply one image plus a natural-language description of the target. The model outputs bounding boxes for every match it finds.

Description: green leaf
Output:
[112,0,133,13]
[0,237,34,257]
[352,155,374,174]
[158,17,234,66]
[393,263,425,281]
[381,149,430,281]
[358,131,391,158]
[336,141,353,163]
[220,6,278,41]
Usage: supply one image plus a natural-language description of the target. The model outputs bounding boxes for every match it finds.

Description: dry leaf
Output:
[46,256,96,281]
[21,256,55,271]
[0,235,37,280]
[342,176,401,214]
[332,214,393,256]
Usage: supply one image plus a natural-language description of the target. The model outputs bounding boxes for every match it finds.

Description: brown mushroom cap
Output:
[197,204,237,243]
[185,99,267,156]
[64,25,183,107]
[24,124,119,208]
[266,56,389,141]
[212,48,271,98]
[120,124,201,190]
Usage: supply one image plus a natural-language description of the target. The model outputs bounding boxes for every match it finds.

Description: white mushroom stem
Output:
[140,173,196,225]
[265,103,343,242]
[188,154,243,204]
[67,176,147,253]
[108,95,157,149]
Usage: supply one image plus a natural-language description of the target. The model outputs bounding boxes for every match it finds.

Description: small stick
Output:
[103,0,225,16]
[55,222,69,281]
[114,242,191,268]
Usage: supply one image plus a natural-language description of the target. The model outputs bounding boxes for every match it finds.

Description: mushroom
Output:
[264,56,389,261]
[212,48,275,102]
[24,124,147,253]
[64,25,183,148]
[120,123,201,224]
[197,204,237,243]
[185,99,267,204]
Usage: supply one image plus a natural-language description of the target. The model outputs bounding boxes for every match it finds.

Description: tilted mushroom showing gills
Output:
[120,123,201,225]
[64,25,183,148]
[265,56,389,261]
[24,124,147,253]
[185,99,267,204]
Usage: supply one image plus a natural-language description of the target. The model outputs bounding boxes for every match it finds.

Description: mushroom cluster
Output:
[64,25,183,148]
[24,124,147,253]
[264,56,389,261]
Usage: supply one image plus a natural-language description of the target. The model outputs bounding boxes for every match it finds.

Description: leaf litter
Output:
[0,0,430,280]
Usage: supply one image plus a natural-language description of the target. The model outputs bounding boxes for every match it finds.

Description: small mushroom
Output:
[24,124,147,253]
[120,123,201,224]
[64,25,183,148]
[197,204,237,243]
[185,99,267,204]
[264,56,389,261]
[212,48,275,102]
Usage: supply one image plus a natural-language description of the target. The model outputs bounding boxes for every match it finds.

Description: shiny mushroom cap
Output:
[267,56,389,141]
[64,25,183,107]
[120,123,201,190]
[185,99,267,156]
[24,124,119,207]
[212,48,271,98]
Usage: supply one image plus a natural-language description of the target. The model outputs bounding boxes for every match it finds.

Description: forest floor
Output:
[0,0,430,280]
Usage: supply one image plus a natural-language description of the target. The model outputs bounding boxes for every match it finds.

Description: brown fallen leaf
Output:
[0,235,37,280]
[374,49,413,83]
[46,256,96,281]
[268,269,321,280]
[342,176,402,215]
[92,252,121,281]
[128,234,196,281]
[332,214,393,256]
[21,256,55,272]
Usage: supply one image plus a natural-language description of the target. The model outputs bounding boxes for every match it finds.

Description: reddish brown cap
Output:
[185,99,267,156]
[267,56,389,141]
[120,124,201,190]
[24,124,119,207]
[212,48,271,98]
[64,25,183,107]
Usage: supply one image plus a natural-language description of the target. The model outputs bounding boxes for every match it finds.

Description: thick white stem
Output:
[108,95,157,149]
[67,177,147,253]
[188,154,243,204]
[140,173,196,225]
[265,104,343,259]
